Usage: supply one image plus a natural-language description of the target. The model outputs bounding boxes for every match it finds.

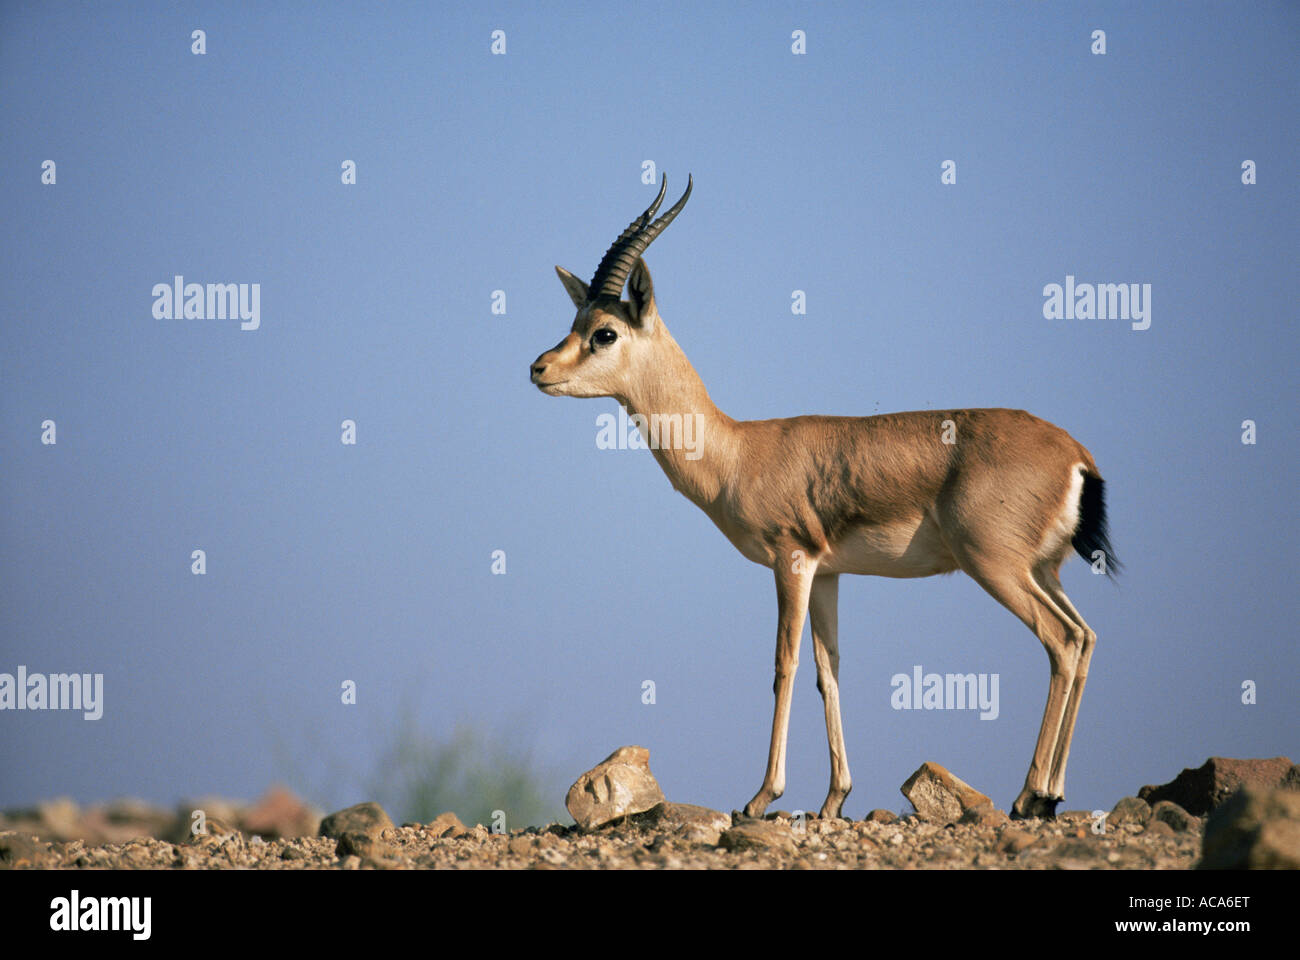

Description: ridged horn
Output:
[588,174,692,301]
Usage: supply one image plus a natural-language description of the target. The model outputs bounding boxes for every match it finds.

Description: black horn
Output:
[588,174,693,301]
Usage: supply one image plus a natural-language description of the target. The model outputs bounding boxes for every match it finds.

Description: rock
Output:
[427,811,469,839]
[998,827,1037,855]
[959,806,1009,827]
[34,798,81,841]
[281,846,307,860]
[320,801,394,860]
[103,797,161,823]
[0,833,48,868]
[1150,800,1195,833]
[718,820,796,854]
[864,809,898,824]
[538,846,567,866]
[241,785,320,839]
[929,843,964,861]
[332,832,382,853]
[319,802,394,841]
[1109,796,1151,826]
[95,798,175,842]
[1139,756,1298,816]
[628,802,732,845]
[185,817,241,846]
[900,762,993,823]
[336,832,396,859]
[172,796,245,843]
[1051,838,1105,860]
[182,796,245,824]
[1143,820,1175,837]
[1198,786,1300,869]
[565,746,666,830]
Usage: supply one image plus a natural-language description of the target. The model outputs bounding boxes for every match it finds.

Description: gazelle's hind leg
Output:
[958,558,1087,819]
[1035,564,1096,800]
[808,574,851,819]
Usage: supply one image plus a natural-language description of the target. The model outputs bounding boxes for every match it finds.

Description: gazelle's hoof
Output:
[1011,790,1062,820]
[743,794,774,820]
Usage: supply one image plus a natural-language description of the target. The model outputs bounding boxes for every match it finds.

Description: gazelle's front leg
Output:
[744,553,816,818]
[809,573,851,818]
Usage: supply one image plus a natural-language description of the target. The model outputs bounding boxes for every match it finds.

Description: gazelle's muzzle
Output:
[530,334,578,391]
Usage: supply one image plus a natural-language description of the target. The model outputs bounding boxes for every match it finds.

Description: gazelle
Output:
[530,176,1117,820]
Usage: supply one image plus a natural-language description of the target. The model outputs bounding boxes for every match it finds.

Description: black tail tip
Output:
[1072,473,1120,579]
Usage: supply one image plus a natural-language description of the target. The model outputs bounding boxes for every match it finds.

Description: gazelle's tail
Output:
[1072,471,1118,578]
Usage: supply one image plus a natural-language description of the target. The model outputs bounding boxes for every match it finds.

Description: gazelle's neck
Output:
[615,329,740,506]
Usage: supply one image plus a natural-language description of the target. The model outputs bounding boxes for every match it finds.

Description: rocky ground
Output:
[0,805,1207,871]
[1,754,1294,870]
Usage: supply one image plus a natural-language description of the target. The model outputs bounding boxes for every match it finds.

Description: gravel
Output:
[1,809,1204,870]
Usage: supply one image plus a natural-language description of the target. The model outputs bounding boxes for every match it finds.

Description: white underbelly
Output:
[709,510,958,579]
[819,517,957,578]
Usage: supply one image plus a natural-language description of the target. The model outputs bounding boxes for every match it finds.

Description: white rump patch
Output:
[1039,464,1086,560]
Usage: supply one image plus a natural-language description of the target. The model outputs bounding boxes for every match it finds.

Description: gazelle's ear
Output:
[627,258,659,330]
[555,266,589,308]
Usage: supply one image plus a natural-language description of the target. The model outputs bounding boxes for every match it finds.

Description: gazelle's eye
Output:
[593,328,618,347]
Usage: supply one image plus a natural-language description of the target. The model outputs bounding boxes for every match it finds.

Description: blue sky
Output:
[1,1,1295,823]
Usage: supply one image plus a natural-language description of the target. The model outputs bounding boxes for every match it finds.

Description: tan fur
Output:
[532,256,1102,820]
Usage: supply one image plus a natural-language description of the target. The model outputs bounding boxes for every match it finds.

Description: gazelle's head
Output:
[530,175,692,400]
